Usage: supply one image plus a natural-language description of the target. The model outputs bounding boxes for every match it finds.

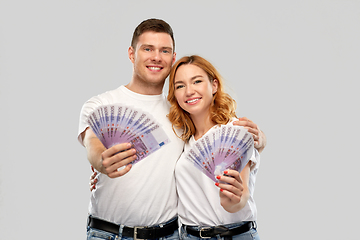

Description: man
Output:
[78,18,266,240]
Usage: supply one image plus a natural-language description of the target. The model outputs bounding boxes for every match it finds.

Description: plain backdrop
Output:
[1,0,359,239]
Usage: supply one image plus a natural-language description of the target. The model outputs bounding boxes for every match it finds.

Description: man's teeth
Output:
[148,67,161,70]
[187,98,200,103]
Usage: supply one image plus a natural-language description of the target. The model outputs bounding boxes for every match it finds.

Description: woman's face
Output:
[173,64,218,119]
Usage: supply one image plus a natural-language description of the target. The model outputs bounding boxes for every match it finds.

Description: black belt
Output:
[185,221,255,239]
[88,216,178,239]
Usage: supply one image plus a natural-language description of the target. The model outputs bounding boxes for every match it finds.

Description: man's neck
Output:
[125,79,164,95]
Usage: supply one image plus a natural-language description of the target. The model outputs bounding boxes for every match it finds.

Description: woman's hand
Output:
[89,166,98,191]
[215,167,250,213]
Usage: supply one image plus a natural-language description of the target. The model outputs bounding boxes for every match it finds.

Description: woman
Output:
[167,55,261,240]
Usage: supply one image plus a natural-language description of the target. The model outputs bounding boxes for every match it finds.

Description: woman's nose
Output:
[185,85,195,96]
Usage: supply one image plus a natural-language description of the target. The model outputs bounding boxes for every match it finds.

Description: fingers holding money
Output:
[101,143,136,178]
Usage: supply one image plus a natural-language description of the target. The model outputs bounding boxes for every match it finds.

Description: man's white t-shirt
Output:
[78,85,184,226]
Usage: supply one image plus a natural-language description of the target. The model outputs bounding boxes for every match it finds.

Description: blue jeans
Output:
[180,222,260,240]
[86,218,180,240]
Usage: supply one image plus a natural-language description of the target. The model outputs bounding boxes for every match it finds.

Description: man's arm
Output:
[81,127,137,178]
[233,117,267,153]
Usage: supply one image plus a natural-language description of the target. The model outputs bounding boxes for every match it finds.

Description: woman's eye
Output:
[175,85,184,89]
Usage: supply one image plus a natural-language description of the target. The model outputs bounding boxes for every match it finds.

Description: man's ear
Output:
[212,79,218,94]
[172,52,177,65]
[128,46,135,63]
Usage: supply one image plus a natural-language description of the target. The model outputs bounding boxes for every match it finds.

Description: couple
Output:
[78,18,266,240]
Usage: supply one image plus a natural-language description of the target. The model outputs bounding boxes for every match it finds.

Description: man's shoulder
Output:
[85,86,124,104]
[97,85,123,98]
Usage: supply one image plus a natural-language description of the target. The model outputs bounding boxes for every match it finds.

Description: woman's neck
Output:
[191,113,216,141]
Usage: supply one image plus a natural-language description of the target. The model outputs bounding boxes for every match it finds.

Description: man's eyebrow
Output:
[162,46,173,51]
[141,44,173,52]
[141,44,154,48]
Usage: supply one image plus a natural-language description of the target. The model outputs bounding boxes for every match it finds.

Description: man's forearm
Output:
[82,129,107,174]
[256,130,267,153]
[86,139,106,174]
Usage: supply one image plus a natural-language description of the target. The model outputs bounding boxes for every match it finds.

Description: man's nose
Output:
[151,50,161,62]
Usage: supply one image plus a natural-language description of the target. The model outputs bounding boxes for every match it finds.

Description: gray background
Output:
[1,0,359,239]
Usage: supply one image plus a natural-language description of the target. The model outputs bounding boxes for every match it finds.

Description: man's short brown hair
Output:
[131,18,175,52]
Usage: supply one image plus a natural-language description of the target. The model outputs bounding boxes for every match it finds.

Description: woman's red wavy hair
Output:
[167,55,237,142]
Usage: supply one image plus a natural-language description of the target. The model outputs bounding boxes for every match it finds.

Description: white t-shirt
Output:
[78,85,184,226]
[175,120,260,226]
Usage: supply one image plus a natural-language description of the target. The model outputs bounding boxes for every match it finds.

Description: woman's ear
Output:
[212,79,218,94]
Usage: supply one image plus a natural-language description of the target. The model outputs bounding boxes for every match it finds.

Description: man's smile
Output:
[147,66,163,71]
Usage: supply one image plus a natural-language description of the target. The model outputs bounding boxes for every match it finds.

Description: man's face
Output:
[129,31,176,88]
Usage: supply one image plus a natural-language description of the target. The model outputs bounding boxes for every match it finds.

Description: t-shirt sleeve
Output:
[77,96,103,146]
[248,149,260,173]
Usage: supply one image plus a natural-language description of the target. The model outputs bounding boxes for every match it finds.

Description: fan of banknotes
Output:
[87,103,171,165]
[185,125,254,182]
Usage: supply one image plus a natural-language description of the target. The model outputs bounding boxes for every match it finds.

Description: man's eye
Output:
[162,50,169,53]
[144,48,151,51]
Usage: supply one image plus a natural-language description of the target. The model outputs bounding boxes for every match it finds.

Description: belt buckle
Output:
[134,226,145,240]
[199,227,212,239]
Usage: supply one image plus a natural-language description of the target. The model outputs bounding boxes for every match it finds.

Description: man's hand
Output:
[82,127,137,178]
[101,143,136,178]
[233,117,267,153]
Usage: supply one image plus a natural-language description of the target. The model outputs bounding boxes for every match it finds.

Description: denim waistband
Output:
[184,221,257,231]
